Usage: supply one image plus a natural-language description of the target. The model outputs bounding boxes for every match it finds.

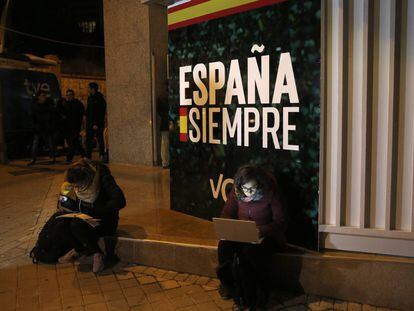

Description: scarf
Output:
[75,167,100,203]
[235,187,264,203]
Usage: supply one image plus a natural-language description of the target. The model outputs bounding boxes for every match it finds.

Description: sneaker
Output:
[58,249,78,264]
[92,252,105,273]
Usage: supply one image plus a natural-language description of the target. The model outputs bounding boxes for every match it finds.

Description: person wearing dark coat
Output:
[57,159,126,272]
[57,89,86,162]
[28,91,57,166]
[216,165,286,308]
[157,96,170,168]
[85,82,106,161]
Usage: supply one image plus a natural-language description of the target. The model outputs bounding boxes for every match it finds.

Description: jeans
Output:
[86,126,105,158]
[31,134,55,161]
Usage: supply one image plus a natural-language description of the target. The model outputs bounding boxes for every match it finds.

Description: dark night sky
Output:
[1,0,105,75]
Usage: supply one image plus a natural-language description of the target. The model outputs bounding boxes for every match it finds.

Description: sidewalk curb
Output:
[111,236,218,278]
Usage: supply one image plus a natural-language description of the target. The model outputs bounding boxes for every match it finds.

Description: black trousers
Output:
[54,218,100,255]
[64,130,85,161]
[86,126,105,158]
[54,217,118,256]
[216,238,279,293]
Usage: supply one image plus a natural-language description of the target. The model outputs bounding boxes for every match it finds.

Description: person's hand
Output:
[92,125,98,131]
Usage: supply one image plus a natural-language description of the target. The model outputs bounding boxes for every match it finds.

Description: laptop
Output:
[213,218,261,244]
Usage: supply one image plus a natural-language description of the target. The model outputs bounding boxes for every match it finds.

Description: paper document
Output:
[56,213,101,227]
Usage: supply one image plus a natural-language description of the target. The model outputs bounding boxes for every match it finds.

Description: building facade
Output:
[103,0,414,257]
[320,0,414,257]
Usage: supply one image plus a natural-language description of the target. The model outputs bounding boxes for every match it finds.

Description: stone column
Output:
[0,83,7,163]
[103,0,167,165]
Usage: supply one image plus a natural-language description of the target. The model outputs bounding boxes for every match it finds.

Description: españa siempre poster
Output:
[168,0,320,249]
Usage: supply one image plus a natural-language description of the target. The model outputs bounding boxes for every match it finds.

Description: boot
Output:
[219,283,234,300]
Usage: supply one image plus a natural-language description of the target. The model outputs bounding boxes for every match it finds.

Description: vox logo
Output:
[210,174,234,202]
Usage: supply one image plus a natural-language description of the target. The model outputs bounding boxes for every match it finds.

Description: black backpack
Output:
[29,211,73,264]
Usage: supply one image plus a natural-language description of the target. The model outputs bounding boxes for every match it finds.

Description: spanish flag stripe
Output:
[179,107,188,116]
[169,0,255,26]
[179,115,188,133]
[168,0,288,30]
[168,0,210,14]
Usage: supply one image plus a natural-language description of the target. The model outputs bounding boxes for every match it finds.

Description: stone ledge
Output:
[111,236,414,310]
[110,237,217,278]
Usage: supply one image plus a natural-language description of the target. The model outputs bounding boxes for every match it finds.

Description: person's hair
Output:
[88,82,99,91]
[66,89,75,96]
[233,165,277,200]
[36,90,47,97]
[65,159,95,188]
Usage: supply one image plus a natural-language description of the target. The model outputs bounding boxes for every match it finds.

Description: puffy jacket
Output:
[59,162,126,235]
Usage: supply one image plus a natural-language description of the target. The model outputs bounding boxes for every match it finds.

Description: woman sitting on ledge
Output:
[57,159,126,272]
[216,165,286,309]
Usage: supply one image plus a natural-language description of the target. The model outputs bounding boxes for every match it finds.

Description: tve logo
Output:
[24,79,51,96]
[210,174,233,202]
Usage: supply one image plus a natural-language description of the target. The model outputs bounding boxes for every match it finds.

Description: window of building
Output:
[77,21,96,33]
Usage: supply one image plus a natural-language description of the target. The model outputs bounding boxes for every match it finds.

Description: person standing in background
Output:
[85,82,106,161]
[28,91,57,166]
[58,89,86,163]
[157,95,170,169]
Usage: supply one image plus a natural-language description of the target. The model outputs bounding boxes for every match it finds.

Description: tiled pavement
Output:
[0,261,396,311]
[0,160,400,310]
[0,161,64,269]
